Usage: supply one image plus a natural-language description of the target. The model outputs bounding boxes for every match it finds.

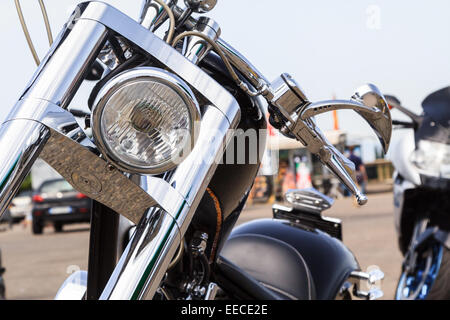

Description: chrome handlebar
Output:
[152,1,392,204]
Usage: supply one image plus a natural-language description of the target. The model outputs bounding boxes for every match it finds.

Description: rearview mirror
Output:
[385,94,422,125]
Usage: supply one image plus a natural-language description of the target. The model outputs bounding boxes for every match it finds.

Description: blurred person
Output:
[21,210,32,229]
[276,160,296,201]
[348,146,368,195]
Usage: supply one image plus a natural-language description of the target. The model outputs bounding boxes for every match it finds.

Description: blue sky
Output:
[0,0,449,143]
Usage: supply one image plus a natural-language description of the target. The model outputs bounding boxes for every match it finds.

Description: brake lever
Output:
[266,74,392,205]
[290,117,367,205]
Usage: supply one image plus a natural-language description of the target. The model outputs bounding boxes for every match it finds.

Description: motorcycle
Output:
[0,0,392,300]
[386,88,450,300]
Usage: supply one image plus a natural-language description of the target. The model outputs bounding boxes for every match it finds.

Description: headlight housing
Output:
[92,67,200,174]
[410,140,450,179]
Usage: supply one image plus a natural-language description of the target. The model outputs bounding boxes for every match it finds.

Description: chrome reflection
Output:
[0,120,49,217]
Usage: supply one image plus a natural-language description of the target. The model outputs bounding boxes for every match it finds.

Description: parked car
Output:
[9,191,32,223]
[31,179,91,234]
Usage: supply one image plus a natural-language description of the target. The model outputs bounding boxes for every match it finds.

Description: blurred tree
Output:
[19,174,32,192]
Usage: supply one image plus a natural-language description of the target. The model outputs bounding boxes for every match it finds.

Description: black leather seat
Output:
[220,233,316,300]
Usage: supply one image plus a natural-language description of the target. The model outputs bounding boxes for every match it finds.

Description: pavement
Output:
[0,191,402,300]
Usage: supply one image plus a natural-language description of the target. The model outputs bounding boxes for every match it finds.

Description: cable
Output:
[151,0,176,44]
[168,237,185,270]
[38,0,53,46]
[14,0,53,66]
[14,0,40,66]
[172,31,264,97]
[206,188,222,264]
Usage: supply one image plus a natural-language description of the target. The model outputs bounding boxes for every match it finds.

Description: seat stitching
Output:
[259,282,299,300]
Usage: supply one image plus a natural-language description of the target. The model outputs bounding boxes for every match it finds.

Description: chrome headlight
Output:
[92,67,200,174]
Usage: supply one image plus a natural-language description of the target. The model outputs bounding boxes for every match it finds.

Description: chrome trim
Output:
[184,0,217,13]
[284,188,334,214]
[217,38,270,91]
[55,271,88,300]
[140,0,176,30]
[0,16,108,218]
[205,282,219,300]
[21,19,108,109]
[101,207,182,300]
[337,267,385,300]
[0,120,49,216]
[183,17,221,64]
[169,7,269,91]
[91,67,201,174]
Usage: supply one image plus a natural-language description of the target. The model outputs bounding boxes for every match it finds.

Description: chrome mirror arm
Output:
[300,99,379,120]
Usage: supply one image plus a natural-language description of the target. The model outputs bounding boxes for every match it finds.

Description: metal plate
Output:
[40,128,157,224]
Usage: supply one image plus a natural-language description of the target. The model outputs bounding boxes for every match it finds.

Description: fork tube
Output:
[21,19,108,108]
[0,19,107,218]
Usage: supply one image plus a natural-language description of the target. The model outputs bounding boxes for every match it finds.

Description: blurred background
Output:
[0,0,448,300]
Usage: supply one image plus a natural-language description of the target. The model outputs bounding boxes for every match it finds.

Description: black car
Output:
[31,179,91,234]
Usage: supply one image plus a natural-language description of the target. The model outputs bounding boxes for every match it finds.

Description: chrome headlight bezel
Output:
[91,67,201,174]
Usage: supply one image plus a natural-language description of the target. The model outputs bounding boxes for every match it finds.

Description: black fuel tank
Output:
[227,219,360,300]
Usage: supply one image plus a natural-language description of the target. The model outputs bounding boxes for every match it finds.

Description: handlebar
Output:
[146,1,392,205]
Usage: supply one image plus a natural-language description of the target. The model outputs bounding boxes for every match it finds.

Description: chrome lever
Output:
[320,143,368,205]
[268,75,392,205]
[301,118,368,205]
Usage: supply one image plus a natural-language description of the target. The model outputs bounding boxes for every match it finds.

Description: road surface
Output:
[0,192,402,300]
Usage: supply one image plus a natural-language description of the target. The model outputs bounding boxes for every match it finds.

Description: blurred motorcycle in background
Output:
[386,87,450,300]
[0,0,392,300]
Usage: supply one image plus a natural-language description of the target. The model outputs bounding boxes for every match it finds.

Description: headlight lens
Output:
[92,67,200,174]
[410,140,450,179]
